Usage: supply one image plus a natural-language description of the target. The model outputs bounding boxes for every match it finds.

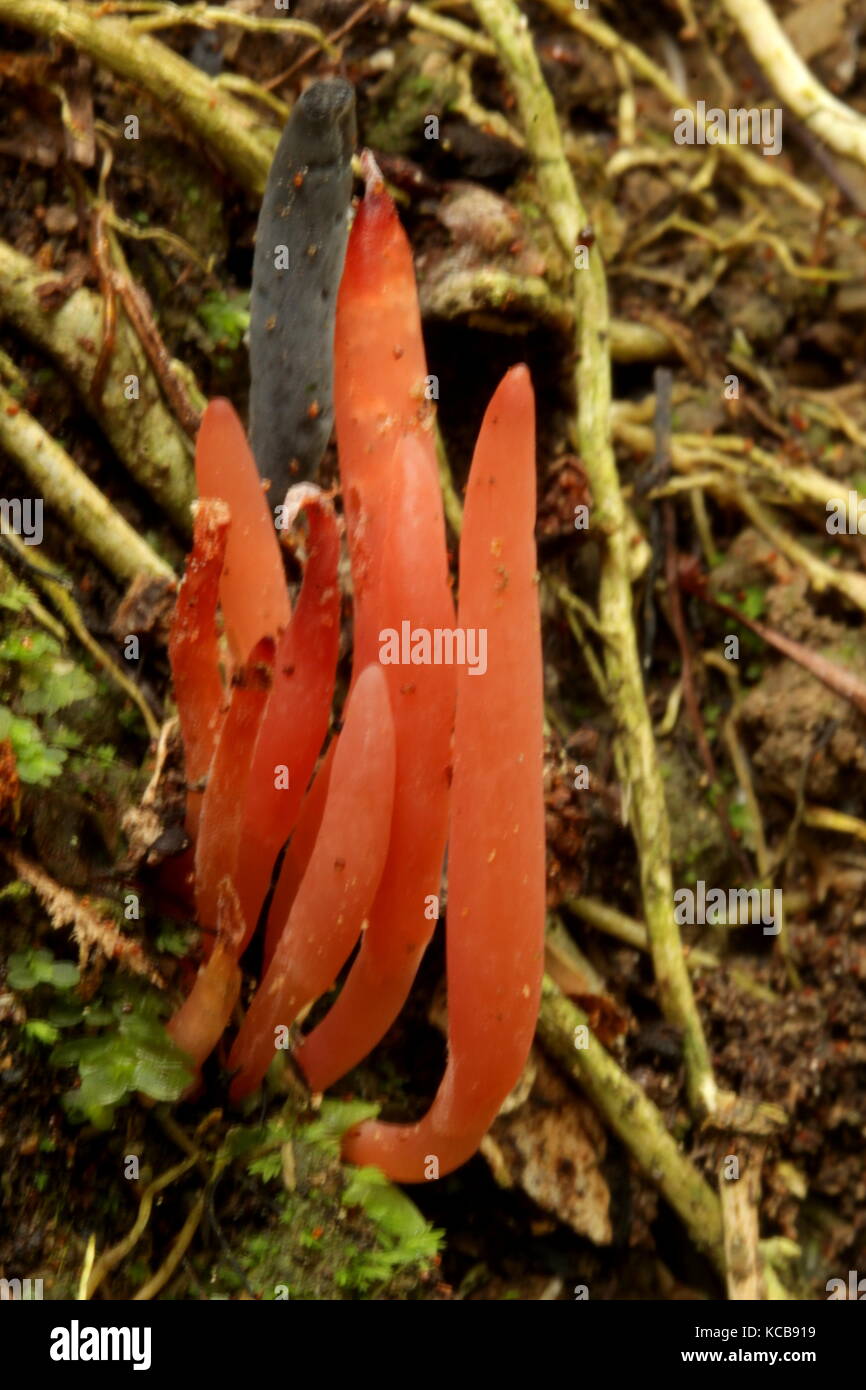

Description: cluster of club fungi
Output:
[164,84,544,1183]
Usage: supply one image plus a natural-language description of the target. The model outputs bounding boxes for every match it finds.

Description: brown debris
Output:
[0,842,163,986]
[483,1047,612,1244]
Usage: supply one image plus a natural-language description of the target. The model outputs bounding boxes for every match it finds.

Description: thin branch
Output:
[132,1192,206,1301]
[538,977,725,1273]
[536,0,821,212]
[471,0,718,1116]
[0,384,174,585]
[720,0,866,172]
[0,238,195,531]
[83,1155,199,1299]
[0,0,276,194]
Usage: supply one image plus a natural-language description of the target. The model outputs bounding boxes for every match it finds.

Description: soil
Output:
[0,0,864,1302]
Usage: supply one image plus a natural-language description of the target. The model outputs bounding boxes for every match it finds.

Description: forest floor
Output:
[0,0,864,1302]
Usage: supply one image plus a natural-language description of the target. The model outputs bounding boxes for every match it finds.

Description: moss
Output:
[207,1106,444,1301]
[133,138,226,261]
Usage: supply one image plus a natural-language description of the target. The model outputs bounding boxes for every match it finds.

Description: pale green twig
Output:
[0,0,276,194]
[122,0,334,51]
[719,0,866,172]
[83,1155,199,1299]
[407,2,495,55]
[0,239,194,530]
[536,0,821,213]
[538,977,725,1273]
[471,0,718,1116]
[565,895,720,971]
[0,385,173,586]
[1,532,164,741]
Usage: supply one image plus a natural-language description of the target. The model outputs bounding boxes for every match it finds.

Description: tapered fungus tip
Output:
[506,362,531,388]
[195,394,291,666]
[196,398,242,457]
[344,153,403,277]
[476,364,536,443]
[201,396,235,422]
[494,362,533,408]
[360,147,386,195]
[195,397,244,462]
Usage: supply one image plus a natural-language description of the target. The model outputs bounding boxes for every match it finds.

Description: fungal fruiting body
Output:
[296,170,457,1085]
[248,79,356,499]
[167,404,339,1049]
[328,155,440,676]
[262,736,336,971]
[193,634,274,957]
[341,367,545,1180]
[195,399,289,668]
[167,881,243,1087]
[295,432,456,1090]
[167,498,229,839]
[232,486,340,949]
[227,663,396,1100]
[167,151,545,1182]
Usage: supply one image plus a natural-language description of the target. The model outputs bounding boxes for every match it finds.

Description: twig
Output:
[722,721,772,881]
[472,0,718,1116]
[564,895,720,971]
[0,0,276,194]
[132,1192,206,1300]
[408,2,495,55]
[106,208,215,276]
[420,263,677,361]
[613,407,866,605]
[123,1,334,50]
[536,0,821,212]
[0,548,66,641]
[545,577,610,702]
[648,370,718,784]
[77,1235,96,1301]
[803,802,866,844]
[638,369,667,672]
[214,74,289,123]
[731,488,866,617]
[719,0,866,173]
[264,0,379,90]
[612,50,636,148]
[0,385,174,586]
[86,166,204,438]
[110,271,202,438]
[662,509,717,783]
[90,202,118,409]
[83,1154,199,1298]
[151,1103,211,1176]
[538,977,725,1274]
[772,720,837,897]
[720,1139,765,1300]
[689,582,866,717]
[451,52,525,147]
[0,238,194,530]
[202,1158,259,1299]
[0,532,164,740]
[625,212,848,284]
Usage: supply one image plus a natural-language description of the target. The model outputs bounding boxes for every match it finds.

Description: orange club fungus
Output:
[165,152,544,1180]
